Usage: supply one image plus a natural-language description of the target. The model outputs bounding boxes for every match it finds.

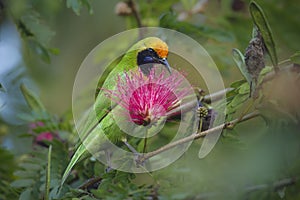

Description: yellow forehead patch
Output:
[153,42,168,58]
[144,37,169,58]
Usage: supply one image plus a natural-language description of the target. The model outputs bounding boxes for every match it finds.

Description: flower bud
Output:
[115,2,132,16]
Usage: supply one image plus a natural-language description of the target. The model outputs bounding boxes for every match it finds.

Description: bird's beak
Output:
[159,58,172,74]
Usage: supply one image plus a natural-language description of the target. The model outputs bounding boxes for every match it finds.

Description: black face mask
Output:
[137,48,171,76]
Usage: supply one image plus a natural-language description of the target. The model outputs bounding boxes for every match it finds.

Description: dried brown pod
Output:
[244,28,266,97]
[115,1,132,16]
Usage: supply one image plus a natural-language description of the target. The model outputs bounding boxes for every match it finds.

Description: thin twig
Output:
[262,64,294,83]
[272,177,298,192]
[202,88,234,104]
[79,176,102,190]
[166,100,196,118]
[166,87,234,118]
[143,130,148,153]
[139,111,260,162]
[128,0,143,28]
[127,0,144,39]
[245,177,298,193]
[194,177,298,199]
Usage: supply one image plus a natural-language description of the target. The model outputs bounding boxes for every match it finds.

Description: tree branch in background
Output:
[246,177,298,193]
[193,177,298,199]
[79,176,103,190]
[262,64,294,83]
[127,0,143,28]
[144,63,296,163]
[139,111,260,163]
[202,88,234,104]
[115,0,144,37]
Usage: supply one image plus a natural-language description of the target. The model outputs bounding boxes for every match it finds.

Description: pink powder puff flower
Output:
[105,68,189,126]
[29,121,60,147]
[35,132,54,142]
[34,131,57,147]
[29,121,45,131]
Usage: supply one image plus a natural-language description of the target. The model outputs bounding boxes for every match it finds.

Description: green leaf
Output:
[290,51,300,65]
[20,11,55,46]
[230,93,249,108]
[67,0,93,15]
[227,92,249,115]
[0,180,19,199]
[232,48,252,84]
[12,140,69,199]
[20,84,46,114]
[17,10,56,63]
[48,48,60,55]
[258,66,273,85]
[11,179,35,188]
[238,82,250,95]
[249,1,278,68]
[19,163,41,170]
[67,0,81,15]
[82,0,93,14]
[19,188,33,200]
[230,79,247,89]
[14,171,38,179]
[27,38,51,63]
[0,148,17,181]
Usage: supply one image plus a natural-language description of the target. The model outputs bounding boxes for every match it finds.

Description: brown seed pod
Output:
[244,28,266,97]
[115,1,132,16]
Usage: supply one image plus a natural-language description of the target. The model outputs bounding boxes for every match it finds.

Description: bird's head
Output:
[133,37,171,76]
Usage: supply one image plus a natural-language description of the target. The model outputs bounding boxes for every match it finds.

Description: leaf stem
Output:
[278,58,291,66]
[45,145,52,200]
[128,0,143,28]
[198,117,203,132]
[143,130,148,153]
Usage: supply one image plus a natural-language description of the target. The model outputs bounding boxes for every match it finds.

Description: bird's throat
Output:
[139,63,154,76]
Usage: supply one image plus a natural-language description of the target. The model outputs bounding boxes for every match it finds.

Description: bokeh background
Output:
[1,0,300,199]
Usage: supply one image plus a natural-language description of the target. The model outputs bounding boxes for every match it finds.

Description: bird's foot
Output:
[134,153,147,168]
[121,138,148,167]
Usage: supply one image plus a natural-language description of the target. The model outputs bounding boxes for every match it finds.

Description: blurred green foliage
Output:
[1,0,300,199]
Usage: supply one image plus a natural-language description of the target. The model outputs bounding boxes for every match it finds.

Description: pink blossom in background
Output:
[35,132,54,142]
[29,121,59,146]
[29,121,45,130]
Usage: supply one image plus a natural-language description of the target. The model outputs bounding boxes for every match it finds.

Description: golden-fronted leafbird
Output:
[94,37,171,123]
[62,37,172,184]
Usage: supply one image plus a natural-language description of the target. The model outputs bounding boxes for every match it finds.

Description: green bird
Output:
[94,37,171,123]
[61,37,172,184]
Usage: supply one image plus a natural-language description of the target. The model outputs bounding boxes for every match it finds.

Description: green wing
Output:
[94,56,122,99]
[94,49,137,122]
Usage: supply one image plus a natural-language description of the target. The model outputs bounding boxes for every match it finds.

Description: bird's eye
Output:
[147,48,154,52]
[143,56,154,63]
